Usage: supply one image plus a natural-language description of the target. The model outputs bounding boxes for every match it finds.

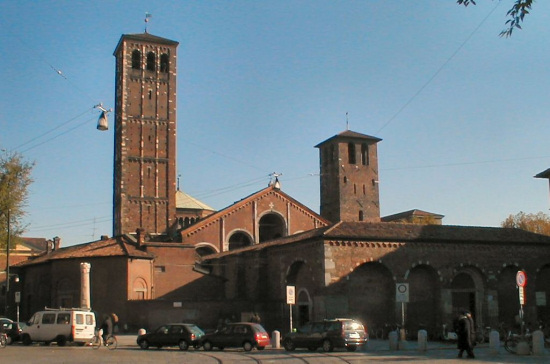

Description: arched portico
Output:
[451,267,486,327]
[259,212,286,242]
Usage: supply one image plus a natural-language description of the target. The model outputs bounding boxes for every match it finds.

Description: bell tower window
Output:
[146,52,156,71]
[348,143,356,164]
[160,54,169,73]
[131,50,141,69]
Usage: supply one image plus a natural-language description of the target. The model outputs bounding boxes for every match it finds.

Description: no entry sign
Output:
[516,270,527,288]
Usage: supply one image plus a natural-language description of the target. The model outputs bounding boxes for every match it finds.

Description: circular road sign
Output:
[516,270,527,287]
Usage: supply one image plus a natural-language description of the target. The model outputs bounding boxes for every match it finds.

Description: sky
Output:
[2,0,550,247]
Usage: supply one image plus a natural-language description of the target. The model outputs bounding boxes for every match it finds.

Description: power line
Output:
[376,2,501,134]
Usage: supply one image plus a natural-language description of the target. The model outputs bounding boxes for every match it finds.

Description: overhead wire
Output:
[376,2,502,134]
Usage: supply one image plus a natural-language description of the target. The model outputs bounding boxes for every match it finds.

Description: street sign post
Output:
[286,286,296,332]
[516,270,527,335]
[396,283,409,340]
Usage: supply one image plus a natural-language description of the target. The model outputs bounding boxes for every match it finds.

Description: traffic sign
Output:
[286,286,296,305]
[396,283,409,303]
[516,270,527,287]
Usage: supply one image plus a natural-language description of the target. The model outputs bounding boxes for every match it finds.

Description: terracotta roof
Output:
[381,209,444,222]
[19,237,48,252]
[315,130,382,148]
[15,235,153,267]
[203,221,550,260]
[176,190,215,211]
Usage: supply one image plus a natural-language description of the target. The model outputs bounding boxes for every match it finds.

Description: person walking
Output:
[457,311,476,359]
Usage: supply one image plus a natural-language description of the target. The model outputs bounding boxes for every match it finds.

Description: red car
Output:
[201,322,270,351]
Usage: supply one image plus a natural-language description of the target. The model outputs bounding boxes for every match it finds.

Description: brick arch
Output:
[405,264,441,336]
[285,260,315,329]
[195,242,219,257]
[346,262,394,332]
[451,266,486,327]
[227,229,253,251]
[497,265,521,328]
[536,264,550,323]
[258,211,286,242]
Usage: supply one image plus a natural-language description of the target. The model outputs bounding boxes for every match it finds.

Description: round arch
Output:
[497,265,521,328]
[195,242,219,258]
[132,277,148,300]
[406,264,441,335]
[536,264,550,323]
[346,262,394,332]
[451,266,486,327]
[258,212,286,242]
[228,230,253,251]
[285,260,315,331]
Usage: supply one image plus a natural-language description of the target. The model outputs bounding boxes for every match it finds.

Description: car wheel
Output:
[139,340,150,350]
[203,340,213,351]
[346,345,357,352]
[178,340,189,351]
[283,338,296,351]
[22,334,32,346]
[322,339,333,352]
[57,336,67,347]
[6,336,13,345]
[243,341,253,351]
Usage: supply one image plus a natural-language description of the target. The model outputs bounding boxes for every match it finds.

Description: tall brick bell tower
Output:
[113,33,179,238]
[315,130,382,223]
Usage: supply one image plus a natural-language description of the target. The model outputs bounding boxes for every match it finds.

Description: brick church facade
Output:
[11,32,550,338]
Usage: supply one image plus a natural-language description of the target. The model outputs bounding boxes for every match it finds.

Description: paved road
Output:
[0,336,547,363]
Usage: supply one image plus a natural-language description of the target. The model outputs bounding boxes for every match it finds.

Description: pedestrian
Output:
[457,310,475,359]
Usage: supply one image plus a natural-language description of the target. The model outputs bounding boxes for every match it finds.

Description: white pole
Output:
[80,263,91,309]
[290,304,293,332]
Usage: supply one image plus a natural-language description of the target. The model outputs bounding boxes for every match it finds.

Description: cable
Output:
[376,2,501,134]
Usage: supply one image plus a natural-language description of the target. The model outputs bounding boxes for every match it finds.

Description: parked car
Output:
[283,318,368,352]
[200,322,270,351]
[0,318,23,345]
[137,323,204,350]
[21,308,96,346]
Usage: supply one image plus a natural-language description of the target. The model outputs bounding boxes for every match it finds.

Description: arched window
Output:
[228,231,253,250]
[259,213,286,242]
[132,278,148,300]
[160,54,169,73]
[131,50,141,69]
[146,52,156,71]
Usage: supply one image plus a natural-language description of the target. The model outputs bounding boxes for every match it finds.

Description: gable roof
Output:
[180,185,329,238]
[15,235,153,268]
[203,221,550,260]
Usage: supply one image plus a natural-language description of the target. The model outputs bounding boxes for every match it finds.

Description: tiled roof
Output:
[19,237,48,252]
[315,130,382,148]
[202,221,550,260]
[176,190,215,211]
[381,209,444,221]
[15,235,153,267]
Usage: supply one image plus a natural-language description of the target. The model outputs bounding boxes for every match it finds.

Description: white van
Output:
[21,308,96,346]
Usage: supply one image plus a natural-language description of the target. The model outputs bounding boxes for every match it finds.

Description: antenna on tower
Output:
[269,172,283,190]
[346,112,349,130]
[177,174,181,191]
[144,12,152,33]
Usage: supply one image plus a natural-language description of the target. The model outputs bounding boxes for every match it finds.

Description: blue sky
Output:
[2,1,550,247]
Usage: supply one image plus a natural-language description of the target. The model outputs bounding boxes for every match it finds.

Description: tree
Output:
[458,0,535,37]
[501,211,550,236]
[0,150,34,249]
